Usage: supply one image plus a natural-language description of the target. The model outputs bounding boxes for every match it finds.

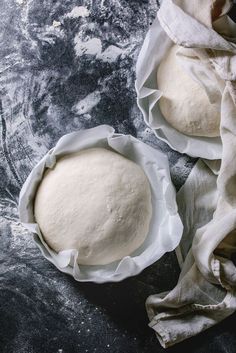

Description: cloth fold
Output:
[146,0,236,347]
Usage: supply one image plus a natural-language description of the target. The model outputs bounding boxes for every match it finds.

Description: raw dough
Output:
[34,148,152,265]
[157,44,220,137]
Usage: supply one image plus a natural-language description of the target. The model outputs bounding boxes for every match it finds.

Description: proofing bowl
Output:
[19,125,183,283]
[135,15,222,160]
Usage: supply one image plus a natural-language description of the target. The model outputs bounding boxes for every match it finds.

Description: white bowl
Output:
[19,125,183,283]
[135,15,222,160]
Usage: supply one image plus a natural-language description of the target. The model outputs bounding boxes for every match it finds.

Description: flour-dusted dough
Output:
[34,148,152,265]
[157,44,220,137]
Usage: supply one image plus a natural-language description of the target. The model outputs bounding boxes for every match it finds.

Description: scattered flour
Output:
[74,36,102,56]
[172,157,189,170]
[65,6,90,18]
[53,20,61,27]
[16,0,27,4]
[72,91,101,115]
[74,36,124,63]
[97,45,124,63]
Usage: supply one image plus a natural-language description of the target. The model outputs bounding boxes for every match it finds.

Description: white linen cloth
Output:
[146,0,236,347]
[19,125,183,283]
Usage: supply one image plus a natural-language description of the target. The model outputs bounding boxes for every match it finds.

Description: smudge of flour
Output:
[74,36,102,57]
[97,45,124,63]
[53,20,61,28]
[65,6,90,19]
[16,0,27,4]
[72,91,101,115]
[74,36,124,63]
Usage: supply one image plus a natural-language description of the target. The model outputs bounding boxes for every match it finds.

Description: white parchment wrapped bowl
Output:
[135,15,222,160]
[19,125,183,283]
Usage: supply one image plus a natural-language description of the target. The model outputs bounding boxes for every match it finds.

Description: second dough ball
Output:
[157,44,220,137]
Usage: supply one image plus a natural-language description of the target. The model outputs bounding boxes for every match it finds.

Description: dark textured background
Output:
[1,1,236,352]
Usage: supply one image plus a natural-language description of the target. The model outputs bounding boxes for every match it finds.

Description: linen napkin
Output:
[146,0,236,347]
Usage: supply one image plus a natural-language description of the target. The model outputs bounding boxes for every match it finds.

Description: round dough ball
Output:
[34,148,152,265]
[157,44,220,137]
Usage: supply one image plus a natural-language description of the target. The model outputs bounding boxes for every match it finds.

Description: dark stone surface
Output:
[0,1,235,352]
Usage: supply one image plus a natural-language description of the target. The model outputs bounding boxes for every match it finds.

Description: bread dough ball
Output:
[34,148,152,265]
[157,44,220,137]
